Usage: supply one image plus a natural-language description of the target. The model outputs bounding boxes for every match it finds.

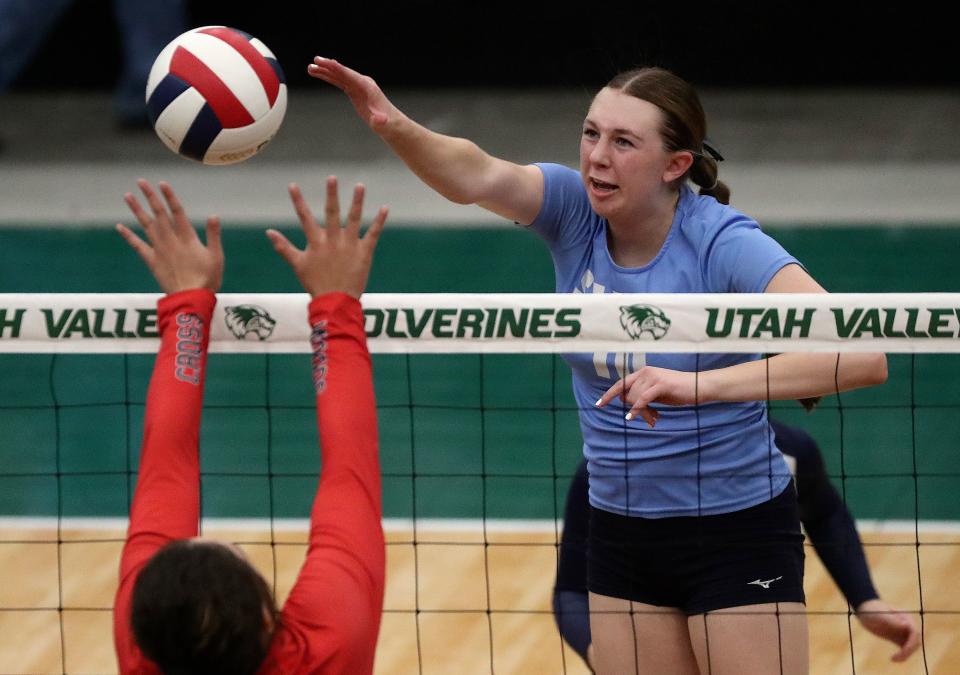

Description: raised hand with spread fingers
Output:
[116,179,224,293]
[266,176,388,299]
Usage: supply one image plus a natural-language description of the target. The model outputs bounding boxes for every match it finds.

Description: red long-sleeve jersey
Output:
[113,289,385,675]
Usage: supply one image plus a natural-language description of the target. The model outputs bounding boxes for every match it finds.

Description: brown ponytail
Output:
[689,154,730,204]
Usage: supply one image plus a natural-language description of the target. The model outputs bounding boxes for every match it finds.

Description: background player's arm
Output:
[266,178,388,666]
[552,460,594,669]
[307,58,543,224]
[112,180,224,669]
[780,421,879,607]
[779,421,922,662]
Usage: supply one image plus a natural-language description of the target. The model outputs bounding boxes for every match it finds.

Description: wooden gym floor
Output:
[0,524,956,674]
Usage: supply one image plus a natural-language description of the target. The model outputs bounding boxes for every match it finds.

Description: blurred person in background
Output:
[0,0,187,135]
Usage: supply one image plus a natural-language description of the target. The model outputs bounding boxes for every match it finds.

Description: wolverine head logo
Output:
[620,304,671,340]
[224,305,277,341]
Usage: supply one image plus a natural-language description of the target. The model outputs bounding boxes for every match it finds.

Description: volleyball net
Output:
[1,292,958,674]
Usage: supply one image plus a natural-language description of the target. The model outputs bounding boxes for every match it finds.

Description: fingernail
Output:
[625,412,634,421]
[594,399,602,407]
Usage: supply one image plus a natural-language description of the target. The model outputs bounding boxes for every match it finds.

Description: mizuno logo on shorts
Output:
[747,576,783,589]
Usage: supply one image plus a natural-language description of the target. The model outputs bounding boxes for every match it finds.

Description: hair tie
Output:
[702,138,724,162]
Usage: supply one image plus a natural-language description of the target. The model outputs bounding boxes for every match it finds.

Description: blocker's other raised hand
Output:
[116,179,224,294]
[267,176,388,299]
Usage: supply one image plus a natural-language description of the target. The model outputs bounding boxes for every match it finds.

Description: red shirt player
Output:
[113,177,389,675]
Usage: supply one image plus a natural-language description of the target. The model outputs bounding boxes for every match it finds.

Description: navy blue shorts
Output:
[588,485,805,615]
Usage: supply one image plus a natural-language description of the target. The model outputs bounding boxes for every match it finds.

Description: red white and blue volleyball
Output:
[146,26,287,165]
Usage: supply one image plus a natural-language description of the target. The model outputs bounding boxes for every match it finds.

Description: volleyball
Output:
[146,26,287,165]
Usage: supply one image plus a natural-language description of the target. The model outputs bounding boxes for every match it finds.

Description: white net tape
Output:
[2,292,960,353]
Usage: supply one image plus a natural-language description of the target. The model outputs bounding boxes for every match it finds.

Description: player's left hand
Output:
[117,179,224,294]
[595,366,700,427]
[855,598,921,662]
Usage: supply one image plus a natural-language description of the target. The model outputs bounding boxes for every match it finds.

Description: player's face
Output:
[579,88,677,220]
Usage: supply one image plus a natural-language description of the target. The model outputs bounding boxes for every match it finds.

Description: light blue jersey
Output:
[530,163,796,518]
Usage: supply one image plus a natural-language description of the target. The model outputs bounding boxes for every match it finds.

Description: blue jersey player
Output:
[310,57,888,674]
[554,417,920,669]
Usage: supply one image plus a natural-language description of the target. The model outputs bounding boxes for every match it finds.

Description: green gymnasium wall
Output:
[1,225,958,521]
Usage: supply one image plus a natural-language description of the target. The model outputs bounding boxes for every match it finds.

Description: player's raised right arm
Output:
[266,178,387,669]
[308,57,544,225]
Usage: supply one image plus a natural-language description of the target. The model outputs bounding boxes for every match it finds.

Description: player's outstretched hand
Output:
[307,57,398,133]
[267,176,388,299]
[116,179,224,294]
[856,599,921,662]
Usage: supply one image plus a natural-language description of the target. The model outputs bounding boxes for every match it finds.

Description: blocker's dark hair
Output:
[131,539,276,675]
